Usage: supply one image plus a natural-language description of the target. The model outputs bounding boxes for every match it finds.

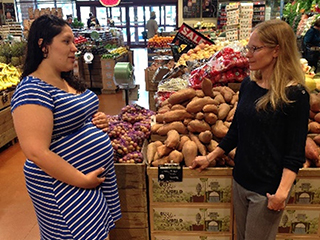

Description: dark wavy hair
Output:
[21,14,86,92]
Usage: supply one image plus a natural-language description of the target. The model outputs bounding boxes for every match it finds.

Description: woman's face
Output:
[46,26,78,72]
[246,30,278,74]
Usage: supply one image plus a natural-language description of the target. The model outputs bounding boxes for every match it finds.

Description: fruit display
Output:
[74,35,87,45]
[0,63,21,91]
[147,35,175,49]
[176,43,219,66]
[103,104,155,163]
[0,41,27,66]
[189,41,249,89]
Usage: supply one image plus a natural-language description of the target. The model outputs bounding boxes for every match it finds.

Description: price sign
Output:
[158,163,183,182]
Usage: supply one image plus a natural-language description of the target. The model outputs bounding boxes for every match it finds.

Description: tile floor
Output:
[0,48,149,240]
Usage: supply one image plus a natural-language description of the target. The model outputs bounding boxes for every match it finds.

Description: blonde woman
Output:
[190,19,309,240]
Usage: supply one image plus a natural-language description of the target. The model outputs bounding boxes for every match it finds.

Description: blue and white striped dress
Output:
[11,76,121,240]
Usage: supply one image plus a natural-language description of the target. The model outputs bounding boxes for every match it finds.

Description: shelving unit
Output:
[252,1,265,27]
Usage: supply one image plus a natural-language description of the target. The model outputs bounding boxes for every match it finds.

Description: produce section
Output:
[2,2,320,240]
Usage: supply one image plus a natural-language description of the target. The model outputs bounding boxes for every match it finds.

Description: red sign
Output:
[99,0,121,7]
[171,23,214,61]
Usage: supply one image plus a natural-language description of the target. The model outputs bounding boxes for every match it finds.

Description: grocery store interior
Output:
[1,0,320,240]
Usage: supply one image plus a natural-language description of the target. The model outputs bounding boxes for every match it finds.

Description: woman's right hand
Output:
[81,167,106,189]
[189,155,211,172]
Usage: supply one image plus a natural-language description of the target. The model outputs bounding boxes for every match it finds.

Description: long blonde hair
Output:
[250,19,306,111]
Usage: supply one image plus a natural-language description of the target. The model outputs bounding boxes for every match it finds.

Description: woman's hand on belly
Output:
[80,167,106,188]
[92,112,108,130]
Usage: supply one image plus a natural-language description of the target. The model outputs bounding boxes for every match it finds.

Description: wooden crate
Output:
[144,69,157,91]
[147,167,234,239]
[0,90,14,110]
[110,162,149,240]
[0,106,16,148]
[148,91,157,112]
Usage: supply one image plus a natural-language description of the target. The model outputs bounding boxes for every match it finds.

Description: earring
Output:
[43,48,48,58]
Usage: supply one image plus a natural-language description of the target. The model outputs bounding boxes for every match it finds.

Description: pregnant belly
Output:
[50,122,114,174]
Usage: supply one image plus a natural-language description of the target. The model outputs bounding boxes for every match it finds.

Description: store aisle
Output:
[0,48,149,240]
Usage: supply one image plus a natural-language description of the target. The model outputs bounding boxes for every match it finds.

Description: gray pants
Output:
[233,179,283,240]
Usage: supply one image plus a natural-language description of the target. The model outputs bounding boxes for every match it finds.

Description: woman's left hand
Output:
[92,112,108,129]
[266,193,286,211]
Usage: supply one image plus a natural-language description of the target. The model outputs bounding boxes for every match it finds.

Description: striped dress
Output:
[11,76,121,240]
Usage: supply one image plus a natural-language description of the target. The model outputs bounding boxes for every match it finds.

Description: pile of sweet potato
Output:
[148,78,238,167]
[305,92,320,167]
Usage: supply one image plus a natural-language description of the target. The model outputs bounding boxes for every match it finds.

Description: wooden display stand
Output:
[147,167,320,240]
[0,90,16,148]
[109,161,149,240]
[147,167,234,240]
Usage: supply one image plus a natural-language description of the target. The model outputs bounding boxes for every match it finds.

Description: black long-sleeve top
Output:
[219,77,310,196]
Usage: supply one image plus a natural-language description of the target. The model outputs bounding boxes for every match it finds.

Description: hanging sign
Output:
[99,0,121,7]
[171,23,214,62]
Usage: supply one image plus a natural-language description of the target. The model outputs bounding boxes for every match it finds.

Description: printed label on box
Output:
[153,207,231,232]
[154,235,232,240]
[151,177,232,203]
[278,209,320,235]
[288,178,320,205]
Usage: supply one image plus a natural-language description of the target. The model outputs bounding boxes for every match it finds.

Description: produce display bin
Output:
[147,167,234,240]
[109,161,149,240]
[0,90,16,148]
[147,166,320,240]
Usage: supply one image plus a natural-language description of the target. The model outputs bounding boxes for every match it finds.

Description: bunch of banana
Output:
[0,63,20,91]
[110,46,128,56]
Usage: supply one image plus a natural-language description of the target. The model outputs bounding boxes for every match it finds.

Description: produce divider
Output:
[0,90,16,148]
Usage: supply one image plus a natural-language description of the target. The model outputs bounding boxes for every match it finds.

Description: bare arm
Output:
[266,168,296,211]
[12,104,105,188]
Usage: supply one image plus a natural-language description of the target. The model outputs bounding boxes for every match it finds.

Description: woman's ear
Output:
[38,38,43,48]
[273,45,280,58]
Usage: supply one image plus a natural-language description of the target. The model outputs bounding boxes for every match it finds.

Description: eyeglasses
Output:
[244,45,265,54]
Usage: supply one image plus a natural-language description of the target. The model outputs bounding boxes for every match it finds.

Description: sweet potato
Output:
[182,140,198,167]
[177,135,190,151]
[168,150,184,163]
[189,132,207,156]
[204,112,218,125]
[207,139,219,152]
[230,92,239,105]
[201,77,214,97]
[220,87,233,103]
[218,103,231,120]
[151,123,163,133]
[187,119,211,133]
[156,114,165,123]
[171,104,186,111]
[202,104,218,114]
[305,137,320,164]
[157,121,188,135]
[157,144,173,158]
[147,142,158,164]
[214,93,225,104]
[224,121,231,128]
[163,109,193,123]
[195,112,205,120]
[309,121,320,133]
[310,93,320,112]
[314,112,320,123]
[226,102,237,122]
[168,88,197,105]
[310,110,316,120]
[158,105,171,114]
[228,148,236,159]
[212,120,229,138]
[183,118,192,126]
[198,130,213,144]
[195,89,205,98]
[165,129,180,149]
[152,156,170,167]
[313,134,320,145]
[186,96,216,113]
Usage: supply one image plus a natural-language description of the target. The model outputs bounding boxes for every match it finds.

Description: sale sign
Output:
[171,23,214,61]
[99,0,120,7]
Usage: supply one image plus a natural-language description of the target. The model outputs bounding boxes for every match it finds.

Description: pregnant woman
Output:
[11,15,121,240]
